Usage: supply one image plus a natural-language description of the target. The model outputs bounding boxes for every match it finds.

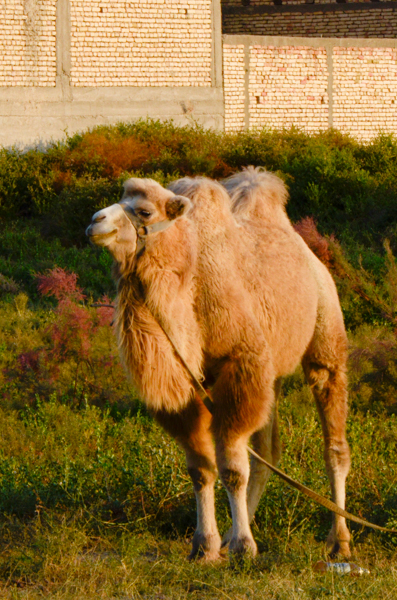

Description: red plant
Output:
[17,350,42,373]
[61,132,161,179]
[52,171,72,194]
[4,268,122,406]
[50,298,94,361]
[95,295,114,328]
[294,216,333,267]
[36,267,85,302]
[36,268,103,361]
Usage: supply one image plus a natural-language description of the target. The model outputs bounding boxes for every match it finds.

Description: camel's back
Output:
[225,167,345,375]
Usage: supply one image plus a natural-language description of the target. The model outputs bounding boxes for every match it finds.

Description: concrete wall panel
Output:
[0,87,224,147]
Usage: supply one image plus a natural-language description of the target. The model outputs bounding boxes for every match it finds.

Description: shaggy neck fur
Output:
[113,220,203,413]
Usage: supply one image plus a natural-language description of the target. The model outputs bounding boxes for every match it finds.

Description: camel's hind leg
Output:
[303,342,351,558]
[154,396,221,561]
[247,380,282,523]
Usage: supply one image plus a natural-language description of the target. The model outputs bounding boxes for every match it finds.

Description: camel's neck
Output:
[116,270,143,305]
[115,219,199,343]
[112,222,203,413]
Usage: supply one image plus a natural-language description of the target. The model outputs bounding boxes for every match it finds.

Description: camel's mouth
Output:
[86,226,117,245]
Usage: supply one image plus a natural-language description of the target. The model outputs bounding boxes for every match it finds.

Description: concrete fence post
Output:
[56,0,71,101]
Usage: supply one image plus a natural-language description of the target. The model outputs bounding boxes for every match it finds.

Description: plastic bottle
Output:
[314,561,370,575]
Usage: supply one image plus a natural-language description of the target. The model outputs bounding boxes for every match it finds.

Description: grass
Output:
[1,528,397,599]
[0,387,397,598]
[1,120,397,597]
[0,222,113,300]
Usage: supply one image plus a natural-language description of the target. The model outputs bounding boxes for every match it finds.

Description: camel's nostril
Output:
[93,214,106,223]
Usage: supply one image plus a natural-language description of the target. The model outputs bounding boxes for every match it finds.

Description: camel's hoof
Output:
[188,549,222,562]
[189,532,222,562]
[327,540,351,559]
[326,533,351,559]
[229,535,257,557]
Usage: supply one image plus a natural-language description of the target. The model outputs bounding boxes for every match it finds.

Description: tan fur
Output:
[222,166,289,226]
[87,167,351,560]
[115,180,202,413]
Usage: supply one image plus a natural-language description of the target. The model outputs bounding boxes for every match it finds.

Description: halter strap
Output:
[131,218,174,254]
[136,219,174,239]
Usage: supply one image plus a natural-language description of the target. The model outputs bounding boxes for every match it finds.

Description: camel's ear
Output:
[165,195,192,220]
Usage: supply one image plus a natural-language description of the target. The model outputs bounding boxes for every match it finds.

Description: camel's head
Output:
[86,178,191,271]
[86,203,135,248]
[119,177,192,234]
[86,202,138,273]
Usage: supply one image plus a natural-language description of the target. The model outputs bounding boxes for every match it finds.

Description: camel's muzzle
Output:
[86,204,125,245]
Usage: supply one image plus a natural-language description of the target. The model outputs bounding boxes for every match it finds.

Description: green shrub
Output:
[1,121,397,252]
[0,222,114,299]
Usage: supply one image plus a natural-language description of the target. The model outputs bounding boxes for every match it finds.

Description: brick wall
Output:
[2,0,397,145]
[249,45,328,131]
[223,37,397,140]
[0,0,223,147]
[222,3,397,38]
[0,0,57,86]
[333,47,397,137]
[223,0,392,5]
[223,45,246,130]
[70,0,213,87]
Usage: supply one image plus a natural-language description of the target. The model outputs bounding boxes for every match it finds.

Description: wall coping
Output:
[223,34,397,47]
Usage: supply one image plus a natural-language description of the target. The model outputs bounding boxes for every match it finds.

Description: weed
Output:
[294,216,333,268]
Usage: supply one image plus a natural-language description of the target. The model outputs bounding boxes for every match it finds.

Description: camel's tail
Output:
[222,166,289,222]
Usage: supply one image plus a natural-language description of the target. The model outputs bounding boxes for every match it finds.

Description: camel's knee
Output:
[220,468,246,493]
[327,440,350,459]
[304,356,347,391]
[188,466,216,492]
[304,362,331,394]
[304,362,348,424]
[325,441,350,474]
[216,436,250,494]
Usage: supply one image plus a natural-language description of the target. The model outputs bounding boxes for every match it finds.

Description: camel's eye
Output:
[138,210,151,219]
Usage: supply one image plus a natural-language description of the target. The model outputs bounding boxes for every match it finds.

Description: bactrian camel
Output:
[86,168,351,560]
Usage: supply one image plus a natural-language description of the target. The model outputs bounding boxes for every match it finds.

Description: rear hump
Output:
[222,166,289,223]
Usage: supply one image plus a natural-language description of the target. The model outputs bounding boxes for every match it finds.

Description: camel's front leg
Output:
[221,401,281,549]
[216,434,257,556]
[186,449,220,560]
[154,397,221,561]
[212,350,276,557]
